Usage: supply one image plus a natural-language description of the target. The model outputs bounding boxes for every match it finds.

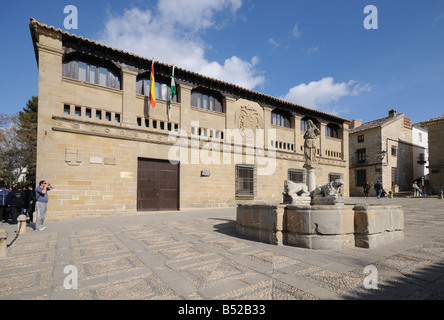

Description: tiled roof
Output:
[349,114,403,134]
[420,115,444,126]
[29,18,350,124]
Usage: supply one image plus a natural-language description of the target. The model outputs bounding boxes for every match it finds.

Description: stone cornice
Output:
[52,116,346,168]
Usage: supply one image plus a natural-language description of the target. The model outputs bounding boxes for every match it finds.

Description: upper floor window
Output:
[136,78,178,102]
[271,110,291,128]
[301,117,319,132]
[357,148,366,164]
[358,135,364,143]
[326,123,340,138]
[191,89,223,113]
[63,60,121,90]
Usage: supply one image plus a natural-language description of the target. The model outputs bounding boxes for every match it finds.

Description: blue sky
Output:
[1,0,443,125]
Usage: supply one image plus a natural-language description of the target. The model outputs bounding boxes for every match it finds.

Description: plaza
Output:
[0,197,443,300]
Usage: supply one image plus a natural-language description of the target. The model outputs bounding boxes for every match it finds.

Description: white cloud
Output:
[281,77,371,112]
[97,1,264,90]
[307,46,319,55]
[268,38,280,48]
[292,24,301,38]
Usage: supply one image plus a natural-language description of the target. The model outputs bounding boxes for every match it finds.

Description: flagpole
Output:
[168,65,176,121]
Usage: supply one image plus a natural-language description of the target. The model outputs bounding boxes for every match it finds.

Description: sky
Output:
[1,0,444,125]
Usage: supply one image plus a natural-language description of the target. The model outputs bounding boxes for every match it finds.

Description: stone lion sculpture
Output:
[282,180,310,204]
[311,179,344,204]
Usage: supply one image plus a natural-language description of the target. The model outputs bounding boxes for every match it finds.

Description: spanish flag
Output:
[149,62,156,108]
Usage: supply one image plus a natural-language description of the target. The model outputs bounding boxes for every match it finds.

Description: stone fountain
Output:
[236,121,404,250]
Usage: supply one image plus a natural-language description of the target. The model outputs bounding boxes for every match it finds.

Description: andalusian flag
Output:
[149,61,156,108]
[168,66,176,120]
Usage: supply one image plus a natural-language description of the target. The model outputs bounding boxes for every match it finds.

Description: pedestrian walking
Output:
[0,185,10,223]
[374,180,383,199]
[35,180,54,231]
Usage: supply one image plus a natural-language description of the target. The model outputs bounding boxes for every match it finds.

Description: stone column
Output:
[305,165,316,193]
[0,230,8,258]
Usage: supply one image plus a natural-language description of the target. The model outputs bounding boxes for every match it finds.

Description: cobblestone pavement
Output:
[0,197,443,300]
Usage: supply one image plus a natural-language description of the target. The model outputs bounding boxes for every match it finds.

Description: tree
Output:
[0,96,38,186]
[16,96,38,183]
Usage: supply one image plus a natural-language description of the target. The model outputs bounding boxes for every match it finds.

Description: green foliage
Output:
[0,96,38,187]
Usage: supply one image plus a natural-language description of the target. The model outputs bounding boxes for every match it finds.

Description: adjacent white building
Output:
[412,123,429,182]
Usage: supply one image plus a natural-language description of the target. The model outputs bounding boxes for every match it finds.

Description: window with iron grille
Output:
[329,173,342,183]
[235,164,256,199]
[288,169,305,183]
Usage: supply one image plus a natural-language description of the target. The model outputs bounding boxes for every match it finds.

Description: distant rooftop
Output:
[350,109,411,134]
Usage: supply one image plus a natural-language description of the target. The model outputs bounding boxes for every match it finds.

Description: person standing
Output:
[0,185,10,223]
[374,180,383,199]
[5,185,25,224]
[35,180,54,231]
[363,181,371,198]
[24,184,36,224]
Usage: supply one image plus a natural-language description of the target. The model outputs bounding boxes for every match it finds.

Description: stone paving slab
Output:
[0,197,443,300]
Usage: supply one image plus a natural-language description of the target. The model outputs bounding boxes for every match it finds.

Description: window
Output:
[301,119,307,132]
[391,146,397,157]
[99,68,107,86]
[96,110,102,120]
[115,114,121,123]
[64,104,70,115]
[329,173,342,183]
[63,60,121,89]
[105,112,111,122]
[271,110,291,128]
[78,62,87,82]
[326,124,340,138]
[136,78,178,102]
[357,148,366,164]
[75,106,81,117]
[301,117,318,132]
[288,169,304,183]
[191,90,222,113]
[236,165,256,199]
[356,169,366,187]
[358,135,364,143]
[85,108,92,118]
[418,132,422,142]
[88,65,97,84]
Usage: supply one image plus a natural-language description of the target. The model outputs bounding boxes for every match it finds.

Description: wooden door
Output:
[137,158,179,211]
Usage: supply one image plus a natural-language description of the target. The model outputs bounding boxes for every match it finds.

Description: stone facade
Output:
[30,19,350,220]
[349,110,414,196]
[420,115,444,194]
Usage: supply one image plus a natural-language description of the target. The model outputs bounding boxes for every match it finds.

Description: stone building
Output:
[30,18,350,220]
[349,109,415,196]
[420,115,444,194]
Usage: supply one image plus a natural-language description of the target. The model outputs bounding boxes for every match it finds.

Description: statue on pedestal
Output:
[303,120,321,168]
